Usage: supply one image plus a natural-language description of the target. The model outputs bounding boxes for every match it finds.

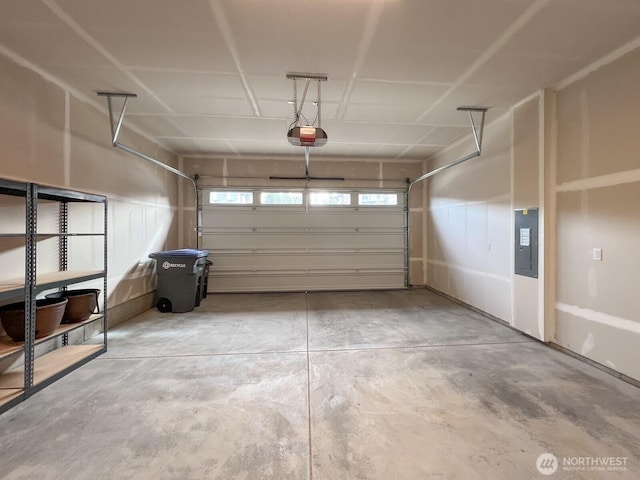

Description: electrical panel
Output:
[515,208,538,278]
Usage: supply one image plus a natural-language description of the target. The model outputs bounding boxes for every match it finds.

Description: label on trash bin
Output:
[162,261,187,269]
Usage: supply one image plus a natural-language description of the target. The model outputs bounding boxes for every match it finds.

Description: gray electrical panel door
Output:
[515,208,538,278]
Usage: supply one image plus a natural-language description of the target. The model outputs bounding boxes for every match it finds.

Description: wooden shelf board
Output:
[0,340,22,359]
[32,344,104,387]
[0,370,23,389]
[41,315,104,342]
[0,389,23,408]
[37,270,104,286]
[37,186,106,203]
[36,233,105,237]
[0,270,103,292]
[0,314,103,361]
[0,283,24,295]
[0,344,104,389]
[0,270,104,297]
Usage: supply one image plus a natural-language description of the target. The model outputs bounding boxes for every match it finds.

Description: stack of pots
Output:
[0,288,100,343]
[44,289,101,324]
[0,298,69,341]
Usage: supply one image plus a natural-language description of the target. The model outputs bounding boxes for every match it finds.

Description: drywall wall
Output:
[511,96,543,340]
[425,44,640,382]
[182,155,427,285]
[0,52,185,328]
[553,46,640,381]
[425,114,513,322]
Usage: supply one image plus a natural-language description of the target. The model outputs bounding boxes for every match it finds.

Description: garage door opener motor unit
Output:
[277,73,343,181]
[286,72,328,147]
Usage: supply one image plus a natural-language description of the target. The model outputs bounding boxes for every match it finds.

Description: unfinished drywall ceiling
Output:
[1,0,640,159]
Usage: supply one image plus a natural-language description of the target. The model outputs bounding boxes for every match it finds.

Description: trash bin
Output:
[149,249,211,313]
[202,260,213,299]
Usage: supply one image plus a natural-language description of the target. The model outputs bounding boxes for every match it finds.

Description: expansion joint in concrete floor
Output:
[2,290,638,480]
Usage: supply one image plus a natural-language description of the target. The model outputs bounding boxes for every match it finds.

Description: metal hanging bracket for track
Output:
[285,73,328,81]
[97,91,196,188]
[404,106,489,288]
[97,91,199,247]
[408,106,489,195]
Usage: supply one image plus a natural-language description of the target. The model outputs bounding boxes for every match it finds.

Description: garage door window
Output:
[209,191,253,204]
[260,192,303,205]
[309,192,351,206]
[358,193,398,206]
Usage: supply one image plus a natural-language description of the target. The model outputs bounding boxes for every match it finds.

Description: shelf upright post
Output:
[59,202,68,272]
[59,202,69,347]
[23,183,37,394]
[403,189,409,288]
[102,198,108,349]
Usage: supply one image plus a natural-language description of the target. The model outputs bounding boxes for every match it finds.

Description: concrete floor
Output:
[0,289,638,479]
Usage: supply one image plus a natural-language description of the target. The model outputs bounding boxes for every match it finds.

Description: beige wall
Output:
[512,96,543,339]
[425,46,640,381]
[553,47,640,381]
[182,155,427,284]
[426,114,513,322]
[0,53,185,325]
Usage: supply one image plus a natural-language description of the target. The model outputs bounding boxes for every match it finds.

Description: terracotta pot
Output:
[45,289,101,324]
[0,298,68,341]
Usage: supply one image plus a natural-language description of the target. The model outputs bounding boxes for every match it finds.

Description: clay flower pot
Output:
[45,289,101,324]
[0,297,68,341]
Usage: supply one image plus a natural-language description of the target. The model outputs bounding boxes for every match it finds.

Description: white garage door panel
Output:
[208,272,406,292]
[203,232,404,250]
[211,251,405,270]
[201,189,406,292]
[202,209,405,229]
[202,209,307,228]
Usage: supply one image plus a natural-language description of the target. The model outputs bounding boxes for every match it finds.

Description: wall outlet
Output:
[592,248,603,261]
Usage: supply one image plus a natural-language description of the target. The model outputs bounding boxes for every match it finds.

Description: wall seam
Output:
[556,169,640,192]
[544,89,558,343]
[537,93,546,340]
[63,91,71,187]
[509,107,516,327]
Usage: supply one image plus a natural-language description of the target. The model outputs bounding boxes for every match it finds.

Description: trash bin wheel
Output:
[157,297,172,313]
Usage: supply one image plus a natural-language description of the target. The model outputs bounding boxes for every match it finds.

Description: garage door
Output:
[200,188,406,292]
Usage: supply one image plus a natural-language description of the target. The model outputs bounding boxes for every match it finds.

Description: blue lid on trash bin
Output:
[149,249,210,259]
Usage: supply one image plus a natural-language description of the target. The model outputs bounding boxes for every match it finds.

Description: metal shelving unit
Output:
[0,179,107,414]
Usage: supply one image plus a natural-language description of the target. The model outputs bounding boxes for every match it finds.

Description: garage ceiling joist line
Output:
[97,91,200,247]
